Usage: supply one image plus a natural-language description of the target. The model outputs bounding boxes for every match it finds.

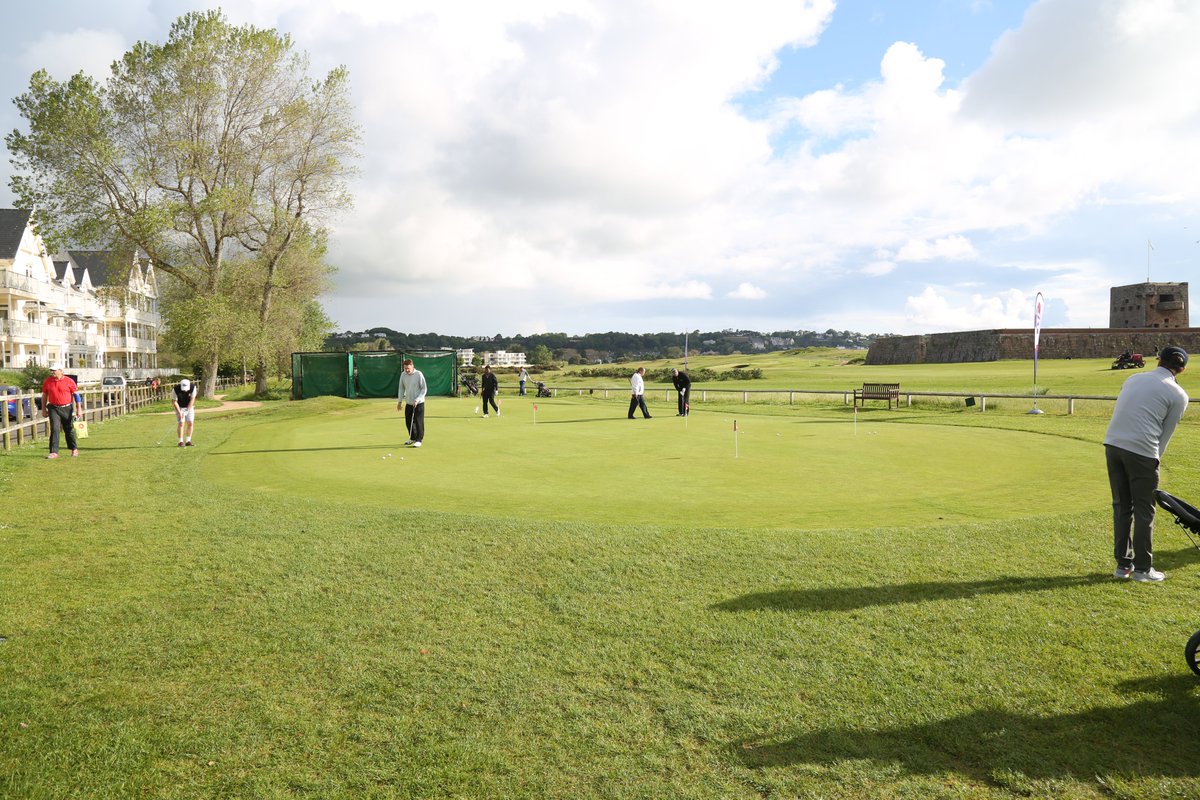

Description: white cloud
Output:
[4,0,1200,337]
[905,286,1036,331]
[862,261,896,276]
[728,282,767,300]
[19,28,126,80]
[895,235,979,263]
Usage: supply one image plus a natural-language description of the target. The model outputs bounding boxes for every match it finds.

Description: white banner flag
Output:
[1033,292,1044,357]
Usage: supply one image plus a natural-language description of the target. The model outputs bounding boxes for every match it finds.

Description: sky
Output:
[2,0,1199,337]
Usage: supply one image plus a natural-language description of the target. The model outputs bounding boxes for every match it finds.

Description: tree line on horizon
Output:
[324,327,878,364]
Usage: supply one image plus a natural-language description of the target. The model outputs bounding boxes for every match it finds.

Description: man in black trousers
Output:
[671,367,691,416]
[481,365,500,417]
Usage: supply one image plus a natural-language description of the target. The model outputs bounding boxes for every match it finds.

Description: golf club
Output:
[157,416,180,446]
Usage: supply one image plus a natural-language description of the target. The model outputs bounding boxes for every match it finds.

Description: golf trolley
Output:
[460,375,479,396]
[1153,489,1200,676]
[535,381,552,398]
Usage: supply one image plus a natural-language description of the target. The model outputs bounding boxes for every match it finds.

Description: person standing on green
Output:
[40,364,81,459]
[397,359,427,447]
[1104,346,1189,582]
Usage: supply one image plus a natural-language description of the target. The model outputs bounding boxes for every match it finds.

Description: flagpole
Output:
[1028,292,1045,415]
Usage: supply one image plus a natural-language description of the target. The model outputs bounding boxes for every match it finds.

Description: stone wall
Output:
[866,328,1200,365]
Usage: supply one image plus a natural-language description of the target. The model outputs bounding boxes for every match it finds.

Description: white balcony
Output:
[0,319,59,340]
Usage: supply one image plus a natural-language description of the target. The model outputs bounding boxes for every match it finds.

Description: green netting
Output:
[290,350,458,399]
[354,352,403,398]
[291,352,353,399]
[404,351,458,397]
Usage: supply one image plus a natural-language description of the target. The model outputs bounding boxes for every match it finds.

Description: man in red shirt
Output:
[41,364,82,459]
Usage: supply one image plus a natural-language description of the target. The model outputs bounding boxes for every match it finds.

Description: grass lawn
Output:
[2,377,1200,798]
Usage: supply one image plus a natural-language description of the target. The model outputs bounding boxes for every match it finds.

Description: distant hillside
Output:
[324,328,881,363]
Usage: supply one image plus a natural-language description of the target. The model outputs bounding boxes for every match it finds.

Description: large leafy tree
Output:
[7,10,358,396]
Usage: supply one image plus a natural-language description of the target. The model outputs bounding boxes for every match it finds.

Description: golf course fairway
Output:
[203,396,1107,529]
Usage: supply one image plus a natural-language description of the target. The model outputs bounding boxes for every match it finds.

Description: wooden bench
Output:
[853,383,900,409]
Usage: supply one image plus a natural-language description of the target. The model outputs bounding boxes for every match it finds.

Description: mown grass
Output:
[540,349,1160,401]
[2,376,1200,798]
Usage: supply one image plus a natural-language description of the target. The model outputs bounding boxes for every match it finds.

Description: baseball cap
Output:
[49,363,63,371]
[1160,346,1189,370]
[179,379,191,391]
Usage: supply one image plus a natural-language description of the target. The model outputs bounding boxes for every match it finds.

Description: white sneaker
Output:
[496,410,500,417]
[404,440,414,446]
[412,441,422,448]
[1132,568,1165,582]
[482,414,488,418]
[1113,566,1133,579]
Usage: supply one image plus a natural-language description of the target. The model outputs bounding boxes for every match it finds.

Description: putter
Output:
[158,417,180,446]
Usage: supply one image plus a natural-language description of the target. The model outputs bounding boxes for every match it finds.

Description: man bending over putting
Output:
[173,378,197,446]
[397,358,427,447]
[1104,345,1189,582]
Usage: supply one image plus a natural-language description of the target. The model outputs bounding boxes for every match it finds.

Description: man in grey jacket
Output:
[1103,346,1189,582]
[397,359,427,447]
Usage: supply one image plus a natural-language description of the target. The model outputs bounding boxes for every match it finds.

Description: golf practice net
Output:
[291,351,459,400]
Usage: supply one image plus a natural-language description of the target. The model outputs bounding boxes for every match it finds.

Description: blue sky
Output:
[2,0,1198,336]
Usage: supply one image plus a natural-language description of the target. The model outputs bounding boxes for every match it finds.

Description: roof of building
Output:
[53,260,71,282]
[0,208,34,261]
[67,250,118,286]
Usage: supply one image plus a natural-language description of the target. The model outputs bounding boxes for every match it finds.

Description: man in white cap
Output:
[40,363,81,459]
[173,378,198,447]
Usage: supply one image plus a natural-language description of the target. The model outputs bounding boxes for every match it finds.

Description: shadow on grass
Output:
[733,674,1200,785]
[208,444,409,455]
[712,573,1111,613]
[534,418,637,425]
[1155,541,1200,571]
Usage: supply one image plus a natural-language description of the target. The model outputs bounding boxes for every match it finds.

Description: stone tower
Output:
[1109,282,1189,328]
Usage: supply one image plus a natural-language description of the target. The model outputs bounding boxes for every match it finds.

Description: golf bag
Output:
[536,381,552,398]
[461,375,479,396]
[1154,489,1200,677]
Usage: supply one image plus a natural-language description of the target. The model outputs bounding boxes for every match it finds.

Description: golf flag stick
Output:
[854,405,857,435]
[533,404,538,425]
[734,419,739,459]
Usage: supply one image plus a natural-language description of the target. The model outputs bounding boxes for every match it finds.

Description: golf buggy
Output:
[1112,352,1145,370]
[460,375,479,396]
[535,381,552,398]
[1153,489,1200,677]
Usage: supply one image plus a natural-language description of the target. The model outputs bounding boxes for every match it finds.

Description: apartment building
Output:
[479,349,527,367]
[0,209,161,381]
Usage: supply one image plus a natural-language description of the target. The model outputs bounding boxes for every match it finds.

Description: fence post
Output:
[1068,397,1075,415]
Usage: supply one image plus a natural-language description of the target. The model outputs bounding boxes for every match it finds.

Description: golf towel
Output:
[74,420,89,439]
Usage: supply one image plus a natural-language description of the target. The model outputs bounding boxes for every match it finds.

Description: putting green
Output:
[203,397,1108,529]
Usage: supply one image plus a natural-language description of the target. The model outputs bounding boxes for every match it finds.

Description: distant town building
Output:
[1110,281,1189,329]
[456,348,474,366]
[479,349,527,367]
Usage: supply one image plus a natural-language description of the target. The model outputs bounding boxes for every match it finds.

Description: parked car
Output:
[3,386,32,419]
[101,375,127,404]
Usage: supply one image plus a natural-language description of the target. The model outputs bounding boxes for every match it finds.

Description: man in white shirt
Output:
[1103,346,1189,582]
[628,367,651,419]
[396,359,428,447]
